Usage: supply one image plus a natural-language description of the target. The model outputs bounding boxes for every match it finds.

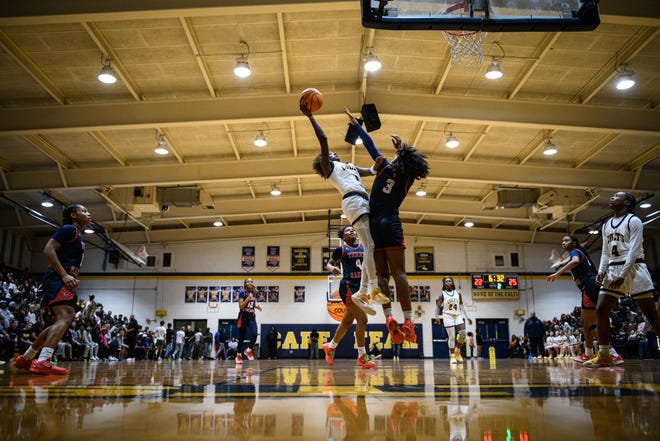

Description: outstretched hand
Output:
[344,107,358,125]
[300,103,312,117]
[390,134,402,148]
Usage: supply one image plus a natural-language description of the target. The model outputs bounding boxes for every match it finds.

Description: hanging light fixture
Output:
[253,131,267,147]
[639,202,651,209]
[416,185,427,197]
[40,196,54,208]
[588,229,599,235]
[212,220,223,227]
[364,53,382,72]
[97,54,117,84]
[464,219,474,228]
[234,40,252,78]
[270,184,281,196]
[615,65,635,90]
[154,134,169,155]
[445,132,460,149]
[543,139,557,156]
[84,227,95,234]
[485,60,503,79]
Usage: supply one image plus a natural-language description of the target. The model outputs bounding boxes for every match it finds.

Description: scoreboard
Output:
[471,273,519,290]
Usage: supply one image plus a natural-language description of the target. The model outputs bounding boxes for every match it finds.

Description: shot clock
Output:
[472,273,519,292]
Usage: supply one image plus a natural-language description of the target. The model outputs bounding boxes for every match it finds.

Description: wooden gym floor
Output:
[0,357,658,441]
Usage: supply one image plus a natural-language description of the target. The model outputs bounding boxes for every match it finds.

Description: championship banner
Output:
[414,247,434,272]
[291,247,311,271]
[266,246,280,271]
[184,286,197,303]
[241,246,255,272]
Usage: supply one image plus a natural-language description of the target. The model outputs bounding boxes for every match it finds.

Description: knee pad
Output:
[456,331,466,344]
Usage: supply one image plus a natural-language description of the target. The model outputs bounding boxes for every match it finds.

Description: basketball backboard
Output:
[361,0,600,32]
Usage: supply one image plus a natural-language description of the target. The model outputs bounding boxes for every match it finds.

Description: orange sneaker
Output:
[13,355,32,371]
[235,354,243,364]
[401,319,417,344]
[356,354,376,369]
[244,348,254,361]
[386,316,405,345]
[29,359,68,375]
[322,343,335,366]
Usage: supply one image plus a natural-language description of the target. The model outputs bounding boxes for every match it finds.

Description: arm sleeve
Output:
[621,216,644,277]
[598,223,610,274]
[355,124,382,160]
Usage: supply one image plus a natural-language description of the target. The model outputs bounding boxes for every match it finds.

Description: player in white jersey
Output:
[302,103,389,315]
[584,192,660,368]
[435,277,472,363]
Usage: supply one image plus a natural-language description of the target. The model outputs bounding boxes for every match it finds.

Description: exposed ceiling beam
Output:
[2,91,659,135]
[23,134,76,169]
[3,156,658,193]
[619,142,660,171]
[276,12,291,94]
[180,16,216,97]
[573,133,619,168]
[507,32,561,100]
[89,131,128,166]
[0,29,67,105]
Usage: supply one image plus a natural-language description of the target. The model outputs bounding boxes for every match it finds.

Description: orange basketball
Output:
[299,88,323,113]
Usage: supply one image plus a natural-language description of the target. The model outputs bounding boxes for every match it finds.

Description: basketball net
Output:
[442,30,486,67]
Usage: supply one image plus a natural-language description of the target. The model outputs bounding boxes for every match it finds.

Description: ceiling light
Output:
[445,133,460,149]
[416,185,427,197]
[270,184,281,196]
[340,214,346,219]
[84,227,95,234]
[97,64,117,84]
[355,137,363,145]
[364,53,382,72]
[464,219,474,228]
[154,136,169,155]
[212,220,223,227]
[485,61,503,79]
[639,202,651,209]
[253,131,267,147]
[588,229,600,235]
[40,198,54,208]
[615,66,635,90]
[234,56,251,78]
[543,139,557,156]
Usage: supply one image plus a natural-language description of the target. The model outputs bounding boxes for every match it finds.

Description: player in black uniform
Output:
[322,226,376,369]
[346,109,429,346]
[14,204,92,375]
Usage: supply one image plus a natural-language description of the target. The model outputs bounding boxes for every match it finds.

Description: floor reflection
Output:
[0,358,658,441]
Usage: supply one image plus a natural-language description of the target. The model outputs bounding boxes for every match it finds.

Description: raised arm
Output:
[344,108,382,161]
[301,103,331,177]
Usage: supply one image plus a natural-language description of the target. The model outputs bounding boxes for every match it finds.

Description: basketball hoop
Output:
[442,30,486,67]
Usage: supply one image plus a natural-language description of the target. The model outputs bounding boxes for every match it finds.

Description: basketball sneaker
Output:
[371,287,390,304]
[612,354,624,366]
[386,316,405,345]
[322,343,335,366]
[356,354,376,369]
[450,355,457,364]
[572,353,590,363]
[454,348,464,363]
[235,354,243,364]
[29,359,68,375]
[583,351,613,368]
[401,319,417,344]
[244,348,254,361]
[13,355,32,371]
[351,292,376,316]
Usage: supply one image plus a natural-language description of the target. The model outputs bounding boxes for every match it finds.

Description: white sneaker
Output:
[351,292,376,315]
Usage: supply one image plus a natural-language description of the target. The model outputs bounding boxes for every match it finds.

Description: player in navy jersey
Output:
[322,226,376,369]
[235,278,262,364]
[547,235,602,363]
[13,204,92,375]
[584,192,660,368]
[302,103,389,316]
[345,109,429,346]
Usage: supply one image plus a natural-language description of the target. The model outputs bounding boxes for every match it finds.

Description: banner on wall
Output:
[414,247,434,272]
[260,323,422,359]
[185,286,197,303]
[266,246,280,271]
[196,286,208,303]
[472,290,519,300]
[294,286,305,302]
[241,246,255,271]
[209,286,220,303]
[291,247,311,271]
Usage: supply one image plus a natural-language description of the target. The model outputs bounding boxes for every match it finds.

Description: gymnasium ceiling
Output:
[0,0,658,252]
